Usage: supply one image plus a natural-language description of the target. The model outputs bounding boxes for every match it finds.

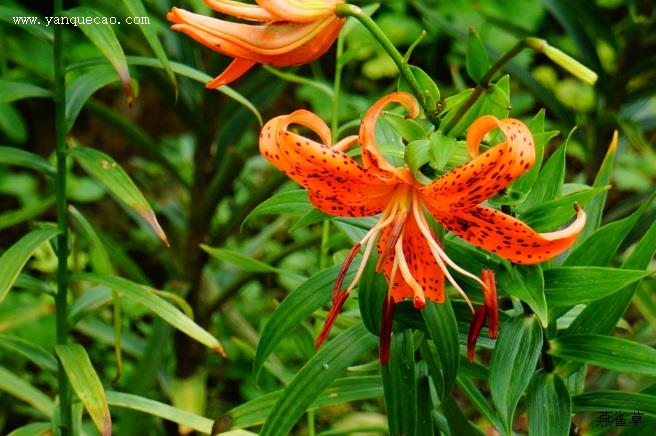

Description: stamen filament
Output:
[411,195,475,312]
[394,231,426,309]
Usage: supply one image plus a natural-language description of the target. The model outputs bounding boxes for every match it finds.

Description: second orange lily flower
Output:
[260,92,586,364]
[167,0,345,88]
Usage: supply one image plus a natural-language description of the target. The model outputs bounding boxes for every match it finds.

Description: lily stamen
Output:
[394,232,426,309]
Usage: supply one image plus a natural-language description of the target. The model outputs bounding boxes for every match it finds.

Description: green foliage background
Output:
[0,0,654,435]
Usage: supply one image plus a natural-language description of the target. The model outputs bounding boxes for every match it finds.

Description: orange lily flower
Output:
[259,92,586,364]
[167,0,345,88]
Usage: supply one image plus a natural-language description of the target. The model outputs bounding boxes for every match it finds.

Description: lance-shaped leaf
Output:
[549,335,656,376]
[0,146,55,175]
[6,422,52,436]
[498,265,547,327]
[66,66,122,132]
[107,391,213,434]
[527,371,571,436]
[0,366,53,417]
[0,334,58,374]
[489,315,543,434]
[0,80,53,103]
[73,273,224,355]
[70,147,168,246]
[544,267,650,306]
[121,0,176,90]
[572,391,656,417]
[382,330,416,436]
[243,190,313,228]
[421,299,459,398]
[66,7,132,103]
[259,324,377,436]
[0,228,59,304]
[56,344,111,436]
[253,264,356,381]
[466,28,490,83]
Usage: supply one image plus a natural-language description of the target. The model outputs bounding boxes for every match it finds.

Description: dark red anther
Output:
[481,269,498,339]
[315,290,350,350]
[332,243,361,302]
[467,305,487,363]
[379,296,396,365]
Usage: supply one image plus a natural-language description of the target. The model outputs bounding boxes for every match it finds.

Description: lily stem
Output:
[54,0,72,431]
[443,38,547,134]
[335,3,438,125]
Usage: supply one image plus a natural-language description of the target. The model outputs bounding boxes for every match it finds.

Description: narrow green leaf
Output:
[422,299,459,398]
[384,112,426,142]
[243,190,312,229]
[201,245,303,281]
[566,217,656,338]
[259,324,377,436]
[0,146,55,175]
[0,334,58,374]
[66,66,121,132]
[565,193,653,266]
[358,253,386,336]
[441,395,484,435]
[0,228,59,304]
[121,0,177,90]
[69,147,168,245]
[56,344,111,436]
[504,110,558,201]
[66,7,132,102]
[519,135,568,212]
[107,391,213,433]
[382,330,416,436]
[572,391,656,417]
[253,264,355,381]
[456,374,504,431]
[527,371,571,436]
[416,362,434,435]
[0,198,56,232]
[544,267,650,306]
[0,80,53,103]
[466,28,491,83]
[6,422,51,436]
[489,315,543,433]
[0,366,53,416]
[218,376,383,430]
[429,131,458,170]
[73,273,224,355]
[0,5,53,41]
[550,335,656,376]
[520,187,608,232]
[498,265,547,327]
[575,131,618,243]
[125,56,261,124]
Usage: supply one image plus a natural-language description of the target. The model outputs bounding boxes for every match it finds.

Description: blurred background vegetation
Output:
[0,0,654,434]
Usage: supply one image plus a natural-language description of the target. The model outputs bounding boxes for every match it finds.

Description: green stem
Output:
[54,0,71,431]
[442,39,528,134]
[335,4,437,124]
[331,32,345,142]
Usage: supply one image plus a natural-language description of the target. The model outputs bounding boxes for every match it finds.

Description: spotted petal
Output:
[419,115,535,211]
[377,212,445,304]
[260,110,400,217]
[434,204,586,264]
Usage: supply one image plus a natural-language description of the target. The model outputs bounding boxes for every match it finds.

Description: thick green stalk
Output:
[335,4,437,124]
[442,39,527,134]
[54,0,71,431]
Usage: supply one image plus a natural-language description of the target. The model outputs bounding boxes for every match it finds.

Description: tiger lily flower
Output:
[259,92,586,364]
[167,0,345,88]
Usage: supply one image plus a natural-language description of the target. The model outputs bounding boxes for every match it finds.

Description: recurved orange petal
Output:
[256,0,341,23]
[206,58,256,88]
[377,212,445,304]
[419,115,535,211]
[434,204,586,264]
[259,110,400,217]
[205,0,279,21]
[359,92,419,184]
